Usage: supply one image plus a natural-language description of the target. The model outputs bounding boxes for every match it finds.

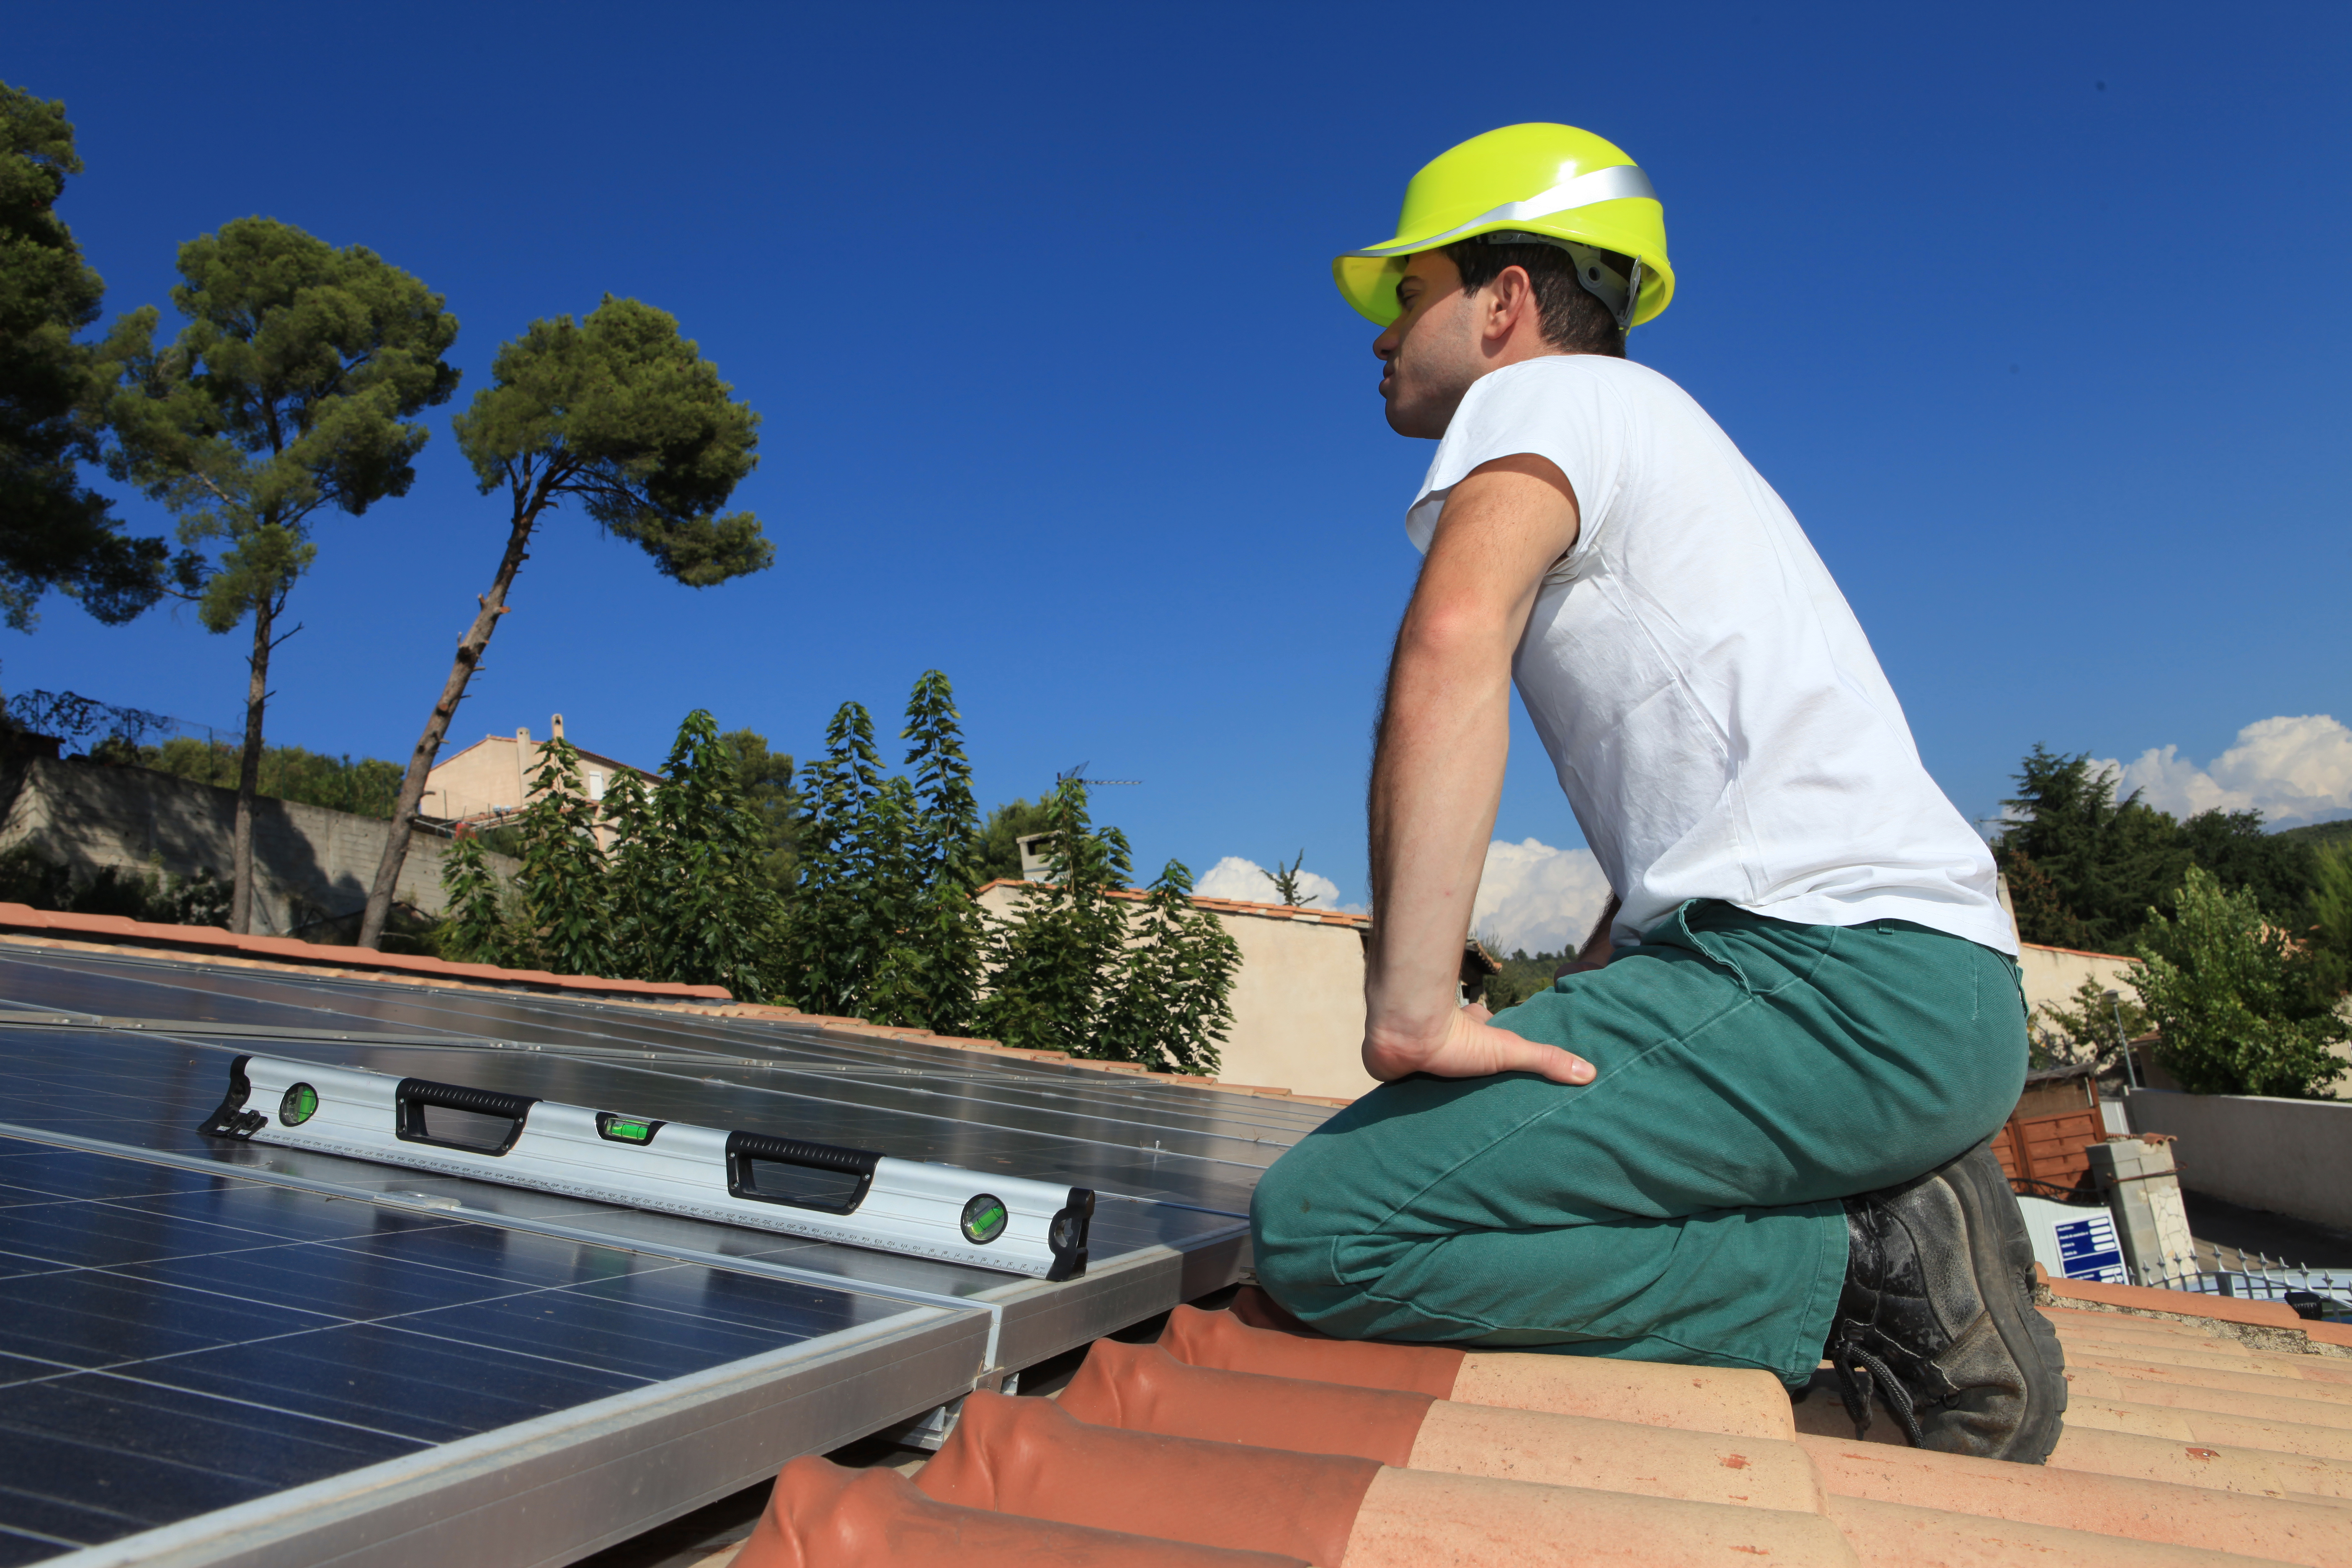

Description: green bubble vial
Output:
[959,1193,1008,1245]
[279,1083,319,1127]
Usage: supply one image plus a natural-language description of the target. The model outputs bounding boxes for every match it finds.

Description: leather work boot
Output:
[1823,1137,2068,1462]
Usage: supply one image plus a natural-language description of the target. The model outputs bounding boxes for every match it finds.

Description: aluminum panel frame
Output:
[39,1305,989,1568]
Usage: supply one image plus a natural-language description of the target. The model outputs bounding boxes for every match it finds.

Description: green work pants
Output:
[1250,901,2027,1386]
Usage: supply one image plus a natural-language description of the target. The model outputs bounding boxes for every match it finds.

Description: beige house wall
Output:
[0,755,518,938]
[2014,941,2138,1020]
[422,732,536,823]
[1212,913,1378,1101]
[974,882,1378,1102]
[425,721,649,848]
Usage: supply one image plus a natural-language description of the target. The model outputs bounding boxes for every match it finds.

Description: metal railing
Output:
[2135,1244,2352,1321]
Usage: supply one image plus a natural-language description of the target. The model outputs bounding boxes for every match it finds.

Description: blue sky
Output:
[9,1,2348,926]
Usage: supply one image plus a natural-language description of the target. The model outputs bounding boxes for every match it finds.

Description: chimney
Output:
[551,713,565,741]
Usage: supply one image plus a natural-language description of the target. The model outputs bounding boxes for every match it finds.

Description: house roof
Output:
[735,1271,2352,1566]
[2023,1060,2103,1085]
[2019,939,2142,964]
[976,877,1374,930]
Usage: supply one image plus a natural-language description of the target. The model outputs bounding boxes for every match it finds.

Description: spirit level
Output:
[199,1054,1092,1280]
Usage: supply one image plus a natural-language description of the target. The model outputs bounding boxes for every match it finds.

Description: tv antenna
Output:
[1057,761,1142,787]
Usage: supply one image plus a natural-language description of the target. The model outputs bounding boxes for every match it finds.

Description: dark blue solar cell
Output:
[127,1320,646,1445]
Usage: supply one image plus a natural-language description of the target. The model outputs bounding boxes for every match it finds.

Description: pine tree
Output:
[1992,746,2190,950]
[105,217,461,932]
[0,82,178,629]
[356,296,770,949]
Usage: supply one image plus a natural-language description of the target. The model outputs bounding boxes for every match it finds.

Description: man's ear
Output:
[1481,264,1537,344]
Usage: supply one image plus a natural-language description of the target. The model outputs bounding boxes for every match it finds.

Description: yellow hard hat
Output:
[1335,123,1674,332]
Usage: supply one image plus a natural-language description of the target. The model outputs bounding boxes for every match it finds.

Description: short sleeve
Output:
[1403,358,1623,562]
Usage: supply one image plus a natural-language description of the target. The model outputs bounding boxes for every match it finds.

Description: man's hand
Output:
[1365,1002,1594,1085]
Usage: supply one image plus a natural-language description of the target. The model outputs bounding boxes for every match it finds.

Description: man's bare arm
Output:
[1363,453,1594,1085]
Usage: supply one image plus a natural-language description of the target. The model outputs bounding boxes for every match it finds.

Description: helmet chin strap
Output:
[1479,230,1641,335]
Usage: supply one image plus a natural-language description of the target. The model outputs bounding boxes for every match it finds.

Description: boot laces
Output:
[1827,1336,1928,1448]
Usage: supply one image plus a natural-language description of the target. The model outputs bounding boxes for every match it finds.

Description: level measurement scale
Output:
[201,1054,1092,1279]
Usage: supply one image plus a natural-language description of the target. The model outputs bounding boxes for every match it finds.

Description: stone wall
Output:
[0,755,516,939]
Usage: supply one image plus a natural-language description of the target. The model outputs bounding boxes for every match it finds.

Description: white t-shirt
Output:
[1408,356,2015,955]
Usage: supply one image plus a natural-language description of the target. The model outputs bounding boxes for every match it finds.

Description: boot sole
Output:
[1935,1137,2069,1462]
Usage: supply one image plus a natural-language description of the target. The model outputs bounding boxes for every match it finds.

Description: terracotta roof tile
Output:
[738,1282,2352,1568]
[2048,1275,2314,1331]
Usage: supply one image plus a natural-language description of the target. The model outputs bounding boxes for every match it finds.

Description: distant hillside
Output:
[2276,818,2352,852]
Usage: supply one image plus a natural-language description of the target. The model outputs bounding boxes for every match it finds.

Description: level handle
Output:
[725,1130,880,1215]
[395,1076,540,1155]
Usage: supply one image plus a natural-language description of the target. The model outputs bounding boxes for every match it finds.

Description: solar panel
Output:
[0,943,1333,1566]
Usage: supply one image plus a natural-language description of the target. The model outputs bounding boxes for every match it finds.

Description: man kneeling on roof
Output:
[1250,124,2066,1463]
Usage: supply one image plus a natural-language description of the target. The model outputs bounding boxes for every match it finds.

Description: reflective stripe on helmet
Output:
[1346,163,1658,259]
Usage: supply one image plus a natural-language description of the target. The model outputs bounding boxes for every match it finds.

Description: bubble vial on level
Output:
[960,1193,1008,1245]
[606,1119,652,1142]
[279,1083,319,1126]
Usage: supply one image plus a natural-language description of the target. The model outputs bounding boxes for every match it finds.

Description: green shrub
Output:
[2130,866,2348,1098]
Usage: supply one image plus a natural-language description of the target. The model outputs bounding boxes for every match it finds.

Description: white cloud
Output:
[1195,855,1353,910]
[2094,714,2352,828]
[1472,838,1612,957]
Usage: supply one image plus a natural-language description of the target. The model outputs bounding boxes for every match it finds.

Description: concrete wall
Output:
[975,882,1378,1102]
[0,755,516,939]
[1211,911,1377,1101]
[2124,1087,2352,1233]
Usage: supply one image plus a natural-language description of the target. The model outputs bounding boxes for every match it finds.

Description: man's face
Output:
[1373,250,1484,439]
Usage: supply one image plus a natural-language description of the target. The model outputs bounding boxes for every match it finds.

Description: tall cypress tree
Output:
[779,700,889,1015]
[976,780,1137,1055]
[1096,858,1241,1075]
[636,710,784,999]
[863,671,987,1034]
[511,738,612,978]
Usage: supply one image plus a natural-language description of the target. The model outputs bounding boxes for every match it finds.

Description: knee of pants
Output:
[1248,1137,1351,1303]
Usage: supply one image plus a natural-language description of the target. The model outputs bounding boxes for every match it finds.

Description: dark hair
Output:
[1442,238,1632,357]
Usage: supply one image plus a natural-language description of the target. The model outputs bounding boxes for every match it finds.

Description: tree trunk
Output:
[228,595,273,934]
[355,518,536,949]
